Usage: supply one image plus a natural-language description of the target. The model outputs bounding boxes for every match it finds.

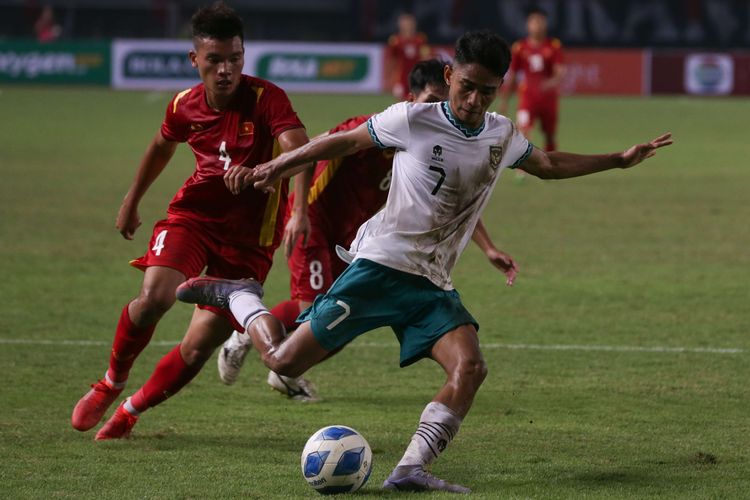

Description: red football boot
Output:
[71,380,123,431]
[95,403,139,440]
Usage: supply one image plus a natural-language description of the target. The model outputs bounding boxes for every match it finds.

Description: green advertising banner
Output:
[0,41,110,85]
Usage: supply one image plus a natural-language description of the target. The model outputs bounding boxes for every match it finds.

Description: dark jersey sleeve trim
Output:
[273,123,306,138]
[366,118,387,149]
[509,142,534,169]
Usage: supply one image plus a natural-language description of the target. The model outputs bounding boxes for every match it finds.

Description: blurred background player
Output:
[385,12,430,100]
[71,2,315,440]
[499,7,564,153]
[34,4,61,42]
[217,59,520,388]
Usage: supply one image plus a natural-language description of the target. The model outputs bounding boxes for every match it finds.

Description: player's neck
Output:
[527,35,546,46]
[205,91,234,111]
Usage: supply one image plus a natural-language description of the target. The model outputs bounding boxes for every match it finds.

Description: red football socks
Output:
[107,304,156,384]
[129,344,203,412]
[270,299,303,332]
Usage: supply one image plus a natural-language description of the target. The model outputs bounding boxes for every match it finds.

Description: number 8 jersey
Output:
[160,75,304,248]
[351,101,532,290]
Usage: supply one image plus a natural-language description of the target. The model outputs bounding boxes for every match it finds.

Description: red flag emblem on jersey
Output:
[240,121,254,137]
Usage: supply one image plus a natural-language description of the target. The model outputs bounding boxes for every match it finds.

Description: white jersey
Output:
[348,101,532,290]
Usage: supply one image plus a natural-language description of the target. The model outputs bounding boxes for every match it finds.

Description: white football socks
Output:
[397,402,463,468]
[228,291,272,331]
[123,397,141,416]
[104,371,126,390]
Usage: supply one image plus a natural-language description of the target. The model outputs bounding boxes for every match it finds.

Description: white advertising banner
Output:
[112,39,383,93]
[684,53,734,95]
[112,39,198,90]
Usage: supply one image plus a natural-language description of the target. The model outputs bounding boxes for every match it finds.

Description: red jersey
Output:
[160,75,303,248]
[510,38,563,101]
[387,33,430,97]
[288,115,393,245]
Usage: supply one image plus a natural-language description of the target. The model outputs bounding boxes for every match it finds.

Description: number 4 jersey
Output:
[160,74,304,248]
[352,101,532,290]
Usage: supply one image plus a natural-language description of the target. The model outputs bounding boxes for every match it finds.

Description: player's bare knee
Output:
[180,345,212,367]
[453,358,488,390]
[134,287,176,321]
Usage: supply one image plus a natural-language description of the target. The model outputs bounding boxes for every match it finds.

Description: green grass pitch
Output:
[0,87,748,499]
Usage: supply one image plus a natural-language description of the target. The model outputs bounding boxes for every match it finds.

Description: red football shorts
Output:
[287,227,348,303]
[130,218,275,330]
[517,96,558,137]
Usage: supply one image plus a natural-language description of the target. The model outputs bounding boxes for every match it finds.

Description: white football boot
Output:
[267,371,320,403]
[217,331,253,385]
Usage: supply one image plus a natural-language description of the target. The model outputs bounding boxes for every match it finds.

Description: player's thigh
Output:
[394,288,479,368]
[289,244,335,302]
[130,219,209,280]
[206,241,274,282]
[180,307,234,364]
[516,99,536,132]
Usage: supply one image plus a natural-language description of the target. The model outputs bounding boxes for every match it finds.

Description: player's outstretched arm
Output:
[117,131,178,239]
[471,218,519,286]
[225,123,375,194]
[519,133,673,180]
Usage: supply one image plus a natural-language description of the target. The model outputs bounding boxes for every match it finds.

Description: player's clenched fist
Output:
[250,160,282,193]
[116,202,141,240]
[223,165,256,195]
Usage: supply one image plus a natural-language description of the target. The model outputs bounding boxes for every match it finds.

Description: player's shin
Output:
[107,303,156,385]
[127,343,203,414]
[396,402,463,469]
[228,290,272,333]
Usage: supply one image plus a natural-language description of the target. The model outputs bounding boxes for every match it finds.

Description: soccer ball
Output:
[301,425,373,495]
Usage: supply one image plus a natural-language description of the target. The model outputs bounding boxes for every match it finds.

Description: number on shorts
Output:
[219,140,231,170]
[379,169,392,191]
[326,300,350,330]
[309,260,324,290]
[152,229,167,256]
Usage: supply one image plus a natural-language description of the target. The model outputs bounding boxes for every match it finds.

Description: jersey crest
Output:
[489,145,503,169]
[239,121,254,137]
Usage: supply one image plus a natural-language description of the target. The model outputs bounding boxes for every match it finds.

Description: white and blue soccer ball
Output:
[301,425,373,495]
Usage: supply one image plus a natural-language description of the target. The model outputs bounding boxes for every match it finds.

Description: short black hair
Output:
[191,2,244,42]
[454,30,511,77]
[408,59,448,95]
[526,7,548,18]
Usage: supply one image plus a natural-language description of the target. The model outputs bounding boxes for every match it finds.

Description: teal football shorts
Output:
[297,258,478,367]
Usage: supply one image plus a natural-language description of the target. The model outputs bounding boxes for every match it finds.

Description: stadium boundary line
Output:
[0,338,742,354]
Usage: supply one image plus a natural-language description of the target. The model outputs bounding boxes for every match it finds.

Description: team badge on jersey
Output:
[239,121,254,137]
[489,145,503,169]
[190,123,205,132]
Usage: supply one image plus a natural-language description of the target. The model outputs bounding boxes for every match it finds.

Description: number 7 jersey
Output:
[351,101,532,290]
[160,75,304,248]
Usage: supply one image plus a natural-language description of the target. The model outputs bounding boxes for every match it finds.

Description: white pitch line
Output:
[0,338,743,354]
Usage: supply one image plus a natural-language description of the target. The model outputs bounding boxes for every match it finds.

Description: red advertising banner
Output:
[412,46,645,96]
[561,49,644,95]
